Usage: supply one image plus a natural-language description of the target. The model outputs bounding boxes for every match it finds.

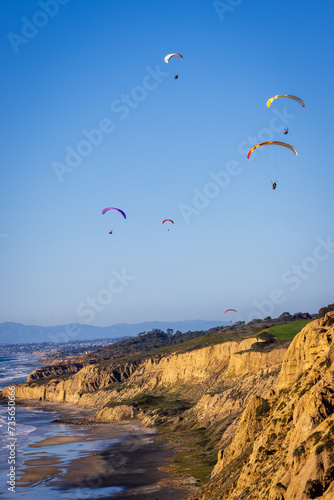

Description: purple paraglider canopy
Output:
[102,207,126,219]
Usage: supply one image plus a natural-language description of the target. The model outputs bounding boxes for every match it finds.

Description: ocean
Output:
[0,352,43,480]
[0,353,124,499]
[0,353,184,500]
[0,353,42,392]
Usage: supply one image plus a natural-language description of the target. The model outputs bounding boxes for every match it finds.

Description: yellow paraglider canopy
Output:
[266,94,305,108]
[247,141,298,159]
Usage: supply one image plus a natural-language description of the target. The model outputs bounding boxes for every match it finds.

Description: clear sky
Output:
[1,0,333,327]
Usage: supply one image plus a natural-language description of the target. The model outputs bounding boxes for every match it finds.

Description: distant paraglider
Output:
[102,207,126,235]
[225,309,238,323]
[267,95,304,135]
[164,53,183,80]
[162,219,174,231]
[247,142,297,190]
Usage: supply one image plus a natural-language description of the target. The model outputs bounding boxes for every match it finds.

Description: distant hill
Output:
[0,320,228,345]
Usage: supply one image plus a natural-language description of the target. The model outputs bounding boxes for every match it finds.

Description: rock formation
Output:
[192,312,334,499]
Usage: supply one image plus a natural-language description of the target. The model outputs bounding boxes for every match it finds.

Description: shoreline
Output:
[6,399,197,499]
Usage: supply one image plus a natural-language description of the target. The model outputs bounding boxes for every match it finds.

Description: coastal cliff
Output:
[2,315,333,498]
[192,312,334,499]
[2,336,285,410]
[27,361,93,382]
[3,361,140,404]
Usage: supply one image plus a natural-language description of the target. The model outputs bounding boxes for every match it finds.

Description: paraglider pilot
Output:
[272,182,277,190]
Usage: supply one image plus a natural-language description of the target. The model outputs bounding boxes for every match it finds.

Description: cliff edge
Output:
[192,312,334,499]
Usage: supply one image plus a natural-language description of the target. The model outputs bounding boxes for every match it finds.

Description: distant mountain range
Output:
[0,320,228,345]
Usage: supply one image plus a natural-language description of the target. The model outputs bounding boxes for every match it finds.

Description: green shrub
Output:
[316,444,325,455]
[255,400,270,418]
[293,445,305,457]
[308,432,322,444]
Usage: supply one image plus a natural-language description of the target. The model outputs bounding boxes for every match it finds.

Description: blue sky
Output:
[1,0,333,327]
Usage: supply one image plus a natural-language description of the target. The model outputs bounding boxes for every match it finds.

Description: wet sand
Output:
[54,430,195,499]
[15,402,197,499]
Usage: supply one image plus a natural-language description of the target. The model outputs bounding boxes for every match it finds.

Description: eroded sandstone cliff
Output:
[2,336,285,413]
[192,312,334,500]
[27,361,93,382]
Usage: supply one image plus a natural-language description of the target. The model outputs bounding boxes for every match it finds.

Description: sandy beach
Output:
[11,401,196,499]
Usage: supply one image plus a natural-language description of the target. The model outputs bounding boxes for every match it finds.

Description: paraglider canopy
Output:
[225,309,238,323]
[102,207,126,218]
[164,53,183,63]
[102,207,126,235]
[162,219,174,231]
[247,141,298,160]
[266,94,305,108]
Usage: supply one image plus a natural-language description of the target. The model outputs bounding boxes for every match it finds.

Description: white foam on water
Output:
[0,353,42,391]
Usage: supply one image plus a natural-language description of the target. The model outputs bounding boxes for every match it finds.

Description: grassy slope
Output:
[261,319,312,341]
[96,321,296,368]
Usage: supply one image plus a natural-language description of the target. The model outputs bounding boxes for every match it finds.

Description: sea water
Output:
[0,353,42,472]
[0,353,42,392]
[0,354,124,499]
